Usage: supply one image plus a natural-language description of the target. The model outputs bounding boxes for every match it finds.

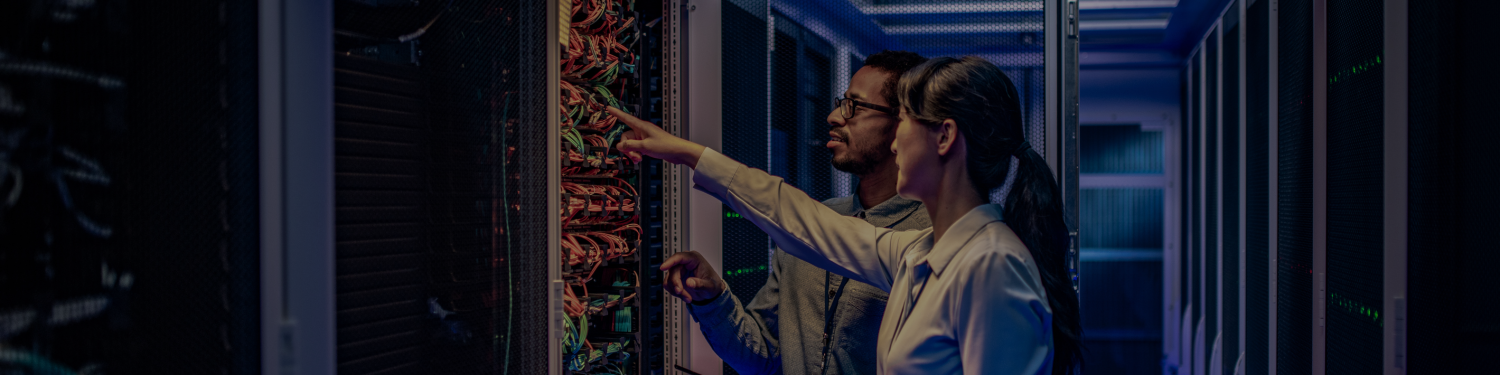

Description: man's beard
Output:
[832,135,892,176]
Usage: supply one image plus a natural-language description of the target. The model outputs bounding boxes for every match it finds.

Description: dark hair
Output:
[896,56,1083,374]
[861,50,929,108]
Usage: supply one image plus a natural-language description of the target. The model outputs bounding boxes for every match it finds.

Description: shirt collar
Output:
[921,204,1005,277]
[848,193,924,228]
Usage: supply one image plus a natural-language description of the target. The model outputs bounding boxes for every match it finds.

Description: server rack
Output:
[1222,4,1243,373]
[552,0,667,374]
[1275,0,1316,372]
[1244,1,1271,374]
[1407,1,1500,373]
[1323,0,1386,371]
[1218,2,1242,372]
[329,1,559,373]
[327,0,670,373]
[1,1,262,374]
[1167,0,1498,373]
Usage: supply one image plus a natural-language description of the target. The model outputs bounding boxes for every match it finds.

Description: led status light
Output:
[726,265,768,276]
[1329,55,1382,84]
[1328,292,1382,327]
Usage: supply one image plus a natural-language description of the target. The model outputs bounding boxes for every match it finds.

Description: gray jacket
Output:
[688,194,930,375]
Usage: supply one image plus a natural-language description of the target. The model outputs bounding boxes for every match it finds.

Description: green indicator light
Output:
[1328,291,1383,327]
[1330,55,1383,85]
[725,265,769,276]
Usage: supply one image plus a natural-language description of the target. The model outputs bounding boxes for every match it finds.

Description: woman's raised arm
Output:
[610,107,923,291]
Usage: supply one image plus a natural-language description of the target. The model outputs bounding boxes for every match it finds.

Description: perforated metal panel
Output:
[1080,188,1164,249]
[1323,0,1387,368]
[1221,15,1242,375]
[1078,259,1164,373]
[331,1,552,373]
[1080,126,1164,174]
[1276,0,1315,372]
[1406,2,1455,372]
[769,13,837,202]
[1323,0,1385,371]
[1408,0,1500,373]
[0,1,262,373]
[720,0,773,319]
[1244,0,1271,372]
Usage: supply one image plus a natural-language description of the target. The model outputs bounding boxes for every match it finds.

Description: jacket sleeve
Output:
[691,148,924,292]
[686,250,786,375]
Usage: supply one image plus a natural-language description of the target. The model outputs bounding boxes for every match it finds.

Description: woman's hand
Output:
[608,106,706,169]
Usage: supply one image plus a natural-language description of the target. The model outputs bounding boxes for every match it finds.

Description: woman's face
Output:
[892,109,941,202]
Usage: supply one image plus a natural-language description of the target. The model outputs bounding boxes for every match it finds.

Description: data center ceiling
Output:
[777,0,1234,67]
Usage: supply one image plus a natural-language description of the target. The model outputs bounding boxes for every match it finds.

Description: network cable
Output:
[558,0,647,372]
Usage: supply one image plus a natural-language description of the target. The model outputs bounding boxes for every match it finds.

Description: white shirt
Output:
[693,148,1054,375]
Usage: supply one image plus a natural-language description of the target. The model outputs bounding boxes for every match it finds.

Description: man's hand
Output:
[660,251,727,304]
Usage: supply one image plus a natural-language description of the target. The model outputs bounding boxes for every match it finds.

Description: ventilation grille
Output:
[1324,0,1386,371]
[1276,0,1315,372]
[1244,0,1271,372]
[1222,21,1242,375]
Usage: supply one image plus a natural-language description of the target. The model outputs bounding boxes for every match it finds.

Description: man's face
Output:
[826,66,899,176]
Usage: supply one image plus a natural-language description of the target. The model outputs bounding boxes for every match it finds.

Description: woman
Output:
[609,56,1081,374]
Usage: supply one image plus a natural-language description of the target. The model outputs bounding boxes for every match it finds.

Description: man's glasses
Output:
[834,97,897,119]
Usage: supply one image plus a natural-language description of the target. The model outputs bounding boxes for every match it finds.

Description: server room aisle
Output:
[12,0,1499,375]
[1165,0,1500,374]
[1076,68,1179,374]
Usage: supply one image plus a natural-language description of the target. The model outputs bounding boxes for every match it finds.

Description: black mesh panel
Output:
[720,0,772,333]
[1222,19,1241,375]
[331,1,552,373]
[0,1,261,373]
[1277,0,1314,372]
[1080,126,1164,174]
[1408,0,1500,373]
[1244,0,1271,372]
[1078,258,1164,374]
[1079,187,1164,249]
[1324,0,1384,371]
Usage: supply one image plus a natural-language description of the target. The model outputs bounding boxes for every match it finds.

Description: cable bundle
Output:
[560,0,639,178]
[559,1,645,372]
[563,134,630,177]
[562,224,642,278]
[561,180,639,225]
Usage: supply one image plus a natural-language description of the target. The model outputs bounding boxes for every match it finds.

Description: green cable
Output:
[563,123,587,152]
[500,93,513,374]
[592,85,620,109]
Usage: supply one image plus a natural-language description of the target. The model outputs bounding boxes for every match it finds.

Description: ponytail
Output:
[1004,145,1083,375]
[897,56,1083,374]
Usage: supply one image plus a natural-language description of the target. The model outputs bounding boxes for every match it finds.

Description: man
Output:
[660,51,931,375]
